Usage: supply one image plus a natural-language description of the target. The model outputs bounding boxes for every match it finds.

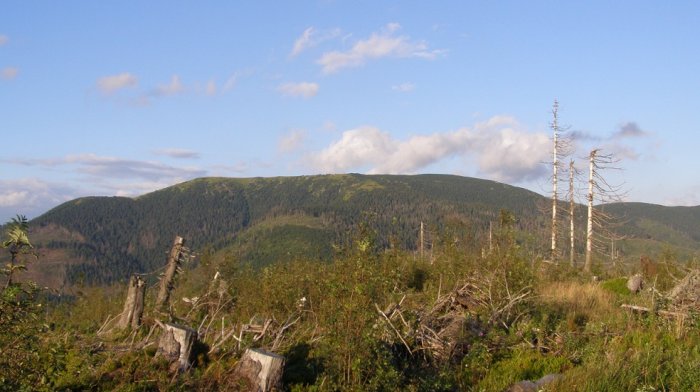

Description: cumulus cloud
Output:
[1,67,18,80]
[0,35,7,46]
[291,27,341,57]
[307,116,550,183]
[392,82,415,92]
[278,82,319,98]
[278,130,307,153]
[97,72,138,93]
[317,23,444,74]
[153,148,201,159]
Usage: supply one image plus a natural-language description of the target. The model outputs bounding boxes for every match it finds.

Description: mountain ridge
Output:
[16,174,699,288]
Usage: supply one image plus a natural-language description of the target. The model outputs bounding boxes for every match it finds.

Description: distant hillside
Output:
[602,202,700,259]
[16,174,700,288]
[25,174,547,286]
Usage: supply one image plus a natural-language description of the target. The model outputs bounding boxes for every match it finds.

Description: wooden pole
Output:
[156,236,185,312]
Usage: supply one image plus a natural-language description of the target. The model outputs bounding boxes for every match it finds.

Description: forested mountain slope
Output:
[26,174,545,286]
[19,174,700,287]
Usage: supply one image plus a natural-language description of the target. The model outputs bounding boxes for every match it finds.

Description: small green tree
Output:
[1,215,43,390]
[2,215,34,287]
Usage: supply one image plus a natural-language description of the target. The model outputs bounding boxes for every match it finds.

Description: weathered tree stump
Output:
[117,275,146,329]
[155,236,185,312]
[156,322,197,371]
[627,274,644,294]
[231,348,285,392]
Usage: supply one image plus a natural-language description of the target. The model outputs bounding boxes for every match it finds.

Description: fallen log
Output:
[620,304,688,319]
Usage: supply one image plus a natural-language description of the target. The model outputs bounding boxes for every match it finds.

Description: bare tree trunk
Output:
[131,276,145,329]
[551,100,559,262]
[569,159,575,267]
[420,221,424,259]
[156,236,185,312]
[118,275,146,329]
[585,150,596,273]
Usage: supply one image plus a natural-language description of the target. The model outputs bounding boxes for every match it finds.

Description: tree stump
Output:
[156,322,197,371]
[156,236,185,311]
[627,274,644,294]
[117,275,146,329]
[231,348,285,392]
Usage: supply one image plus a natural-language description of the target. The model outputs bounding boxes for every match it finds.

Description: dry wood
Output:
[118,275,146,330]
[231,348,285,392]
[155,236,185,312]
[375,303,412,354]
[156,322,198,371]
[620,304,688,319]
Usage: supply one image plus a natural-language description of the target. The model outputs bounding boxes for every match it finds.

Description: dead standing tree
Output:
[156,236,186,312]
[546,100,572,263]
[584,149,625,273]
[567,159,578,267]
[118,275,146,329]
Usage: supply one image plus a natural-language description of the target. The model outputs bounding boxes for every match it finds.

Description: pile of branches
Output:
[414,282,487,362]
[667,269,700,314]
[375,277,532,364]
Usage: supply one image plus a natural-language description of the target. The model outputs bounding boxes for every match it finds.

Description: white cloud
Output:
[205,80,217,96]
[292,27,316,56]
[0,178,82,221]
[317,23,443,74]
[1,67,18,80]
[392,82,415,92]
[278,130,307,153]
[97,72,138,93]
[223,73,239,92]
[307,116,550,183]
[6,154,206,181]
[291,27,341,57]
[153,74,184,96]
[278,82,319,98]
[386,23,401,33]
[0,35,7,46]
[311,126,394,172]
[153,148,201,159]
[0,190,28,207]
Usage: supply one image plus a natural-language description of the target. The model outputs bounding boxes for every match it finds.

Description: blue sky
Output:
[1,1,699,221]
